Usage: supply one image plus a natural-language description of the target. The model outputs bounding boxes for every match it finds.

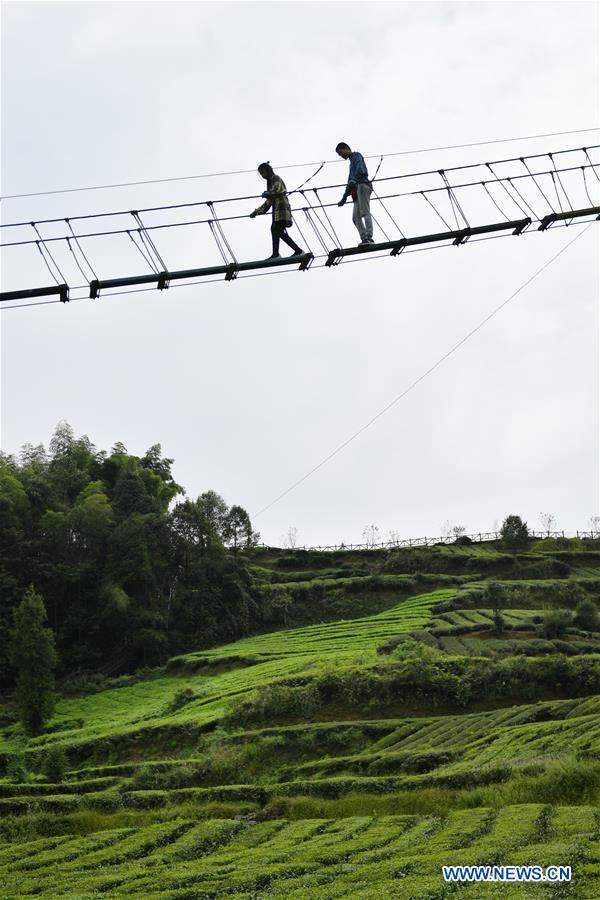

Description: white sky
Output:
[1,0,599,546]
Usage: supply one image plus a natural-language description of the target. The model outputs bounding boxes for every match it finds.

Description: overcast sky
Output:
[1,0,599,547]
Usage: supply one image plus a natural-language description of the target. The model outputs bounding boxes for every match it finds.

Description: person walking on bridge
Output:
[250,162,305,259]
[336,142,374,246]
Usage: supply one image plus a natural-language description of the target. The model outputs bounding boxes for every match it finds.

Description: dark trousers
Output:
[271,221,302,256]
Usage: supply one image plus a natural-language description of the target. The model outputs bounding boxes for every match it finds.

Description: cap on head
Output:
[335,142,351,155]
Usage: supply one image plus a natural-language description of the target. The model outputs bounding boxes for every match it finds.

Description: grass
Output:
[1,539,599,895]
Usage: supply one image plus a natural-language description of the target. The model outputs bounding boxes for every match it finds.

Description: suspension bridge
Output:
[1,142,599,309]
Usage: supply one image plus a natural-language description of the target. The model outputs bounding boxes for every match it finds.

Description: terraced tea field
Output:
[1,539,600,896]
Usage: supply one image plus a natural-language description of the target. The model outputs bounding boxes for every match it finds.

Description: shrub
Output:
[377,634,411,655]
[493,610,506,636]
[574,598,600,632]
[542,609,573,639]
[6,753,28,784]
[166,687,199,713]
[85,790,122,812]
[42,746,68,783]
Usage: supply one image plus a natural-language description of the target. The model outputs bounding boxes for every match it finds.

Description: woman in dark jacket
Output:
[250,162,305,259]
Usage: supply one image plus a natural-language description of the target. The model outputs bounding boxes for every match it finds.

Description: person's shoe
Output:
[358,239,370,246]
[266,253,281,259]
[288,249,305,257]
[365,237,375,243]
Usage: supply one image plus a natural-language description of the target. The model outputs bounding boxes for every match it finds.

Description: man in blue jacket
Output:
[336,142,374,246]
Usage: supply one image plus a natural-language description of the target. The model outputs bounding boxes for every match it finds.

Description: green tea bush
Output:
[42,746,68,784]
[574,598,600,631]
[542,609,573,638]
[165,688,199,713]
[229,652,600,726]
[6,753,28,784]
[85,789,123,812]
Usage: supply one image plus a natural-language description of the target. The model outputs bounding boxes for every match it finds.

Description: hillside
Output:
[1,537,600,897]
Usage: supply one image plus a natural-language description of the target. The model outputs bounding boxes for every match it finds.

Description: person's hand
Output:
[337,198,346,207]
[249,210,257,218]
[261,191,270,199]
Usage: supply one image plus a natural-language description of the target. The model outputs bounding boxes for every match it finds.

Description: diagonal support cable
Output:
[582,167,597,207]
[65,219,98,280]
[207,202,237,263]
[549,153,572,211]
[30,223,67,284]
[313,188,342,247]
[487,164,535,218]
[208,220,230,264]
[420,190,451,230]
[482,182,511,221]
[127,229,159,273]
[303,207,330,254]
[583,149,600,185]
[519,160,556,213]
[131,211,168,271]
[439,170,470,229]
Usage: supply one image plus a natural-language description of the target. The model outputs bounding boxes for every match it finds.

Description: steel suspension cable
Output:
[3,161,598,251]
[4,127,597,202]
[252,223,594,518]
[1,216,594,311]
[291,162,326,193]
[4,143,597,231]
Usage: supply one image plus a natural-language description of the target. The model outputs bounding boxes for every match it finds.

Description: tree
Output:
[441,521,466,542]
[49,420,75,459]
[485,581,509,613]
[198,491,229,541]
[500,515,529,553]
[362,524,380,548]
[539,512,556,536]
[11,587,59,736]
[223,506,259,551]
[284,526,298,549]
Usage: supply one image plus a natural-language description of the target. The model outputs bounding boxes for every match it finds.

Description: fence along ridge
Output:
[260,529,599,552]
